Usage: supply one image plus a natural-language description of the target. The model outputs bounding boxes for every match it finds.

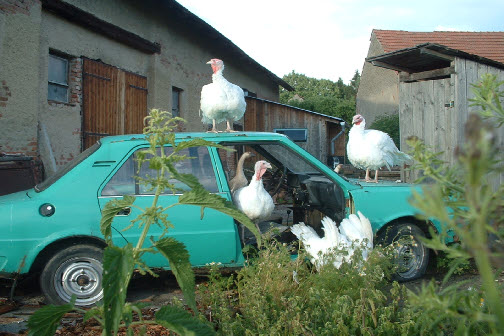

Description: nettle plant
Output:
[406,74,504,335]
[28,109,258,336]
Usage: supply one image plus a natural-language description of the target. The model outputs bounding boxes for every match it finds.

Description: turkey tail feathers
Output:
[321,217,339,245]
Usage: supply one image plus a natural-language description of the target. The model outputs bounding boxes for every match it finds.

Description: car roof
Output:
[99,131,289,144]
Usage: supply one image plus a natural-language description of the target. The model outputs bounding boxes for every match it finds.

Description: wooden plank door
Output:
[82,58,147,150]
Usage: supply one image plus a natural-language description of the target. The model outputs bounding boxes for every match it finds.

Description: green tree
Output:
[279,71,359,123]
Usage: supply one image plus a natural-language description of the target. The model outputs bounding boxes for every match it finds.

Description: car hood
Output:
[348,178,416,188]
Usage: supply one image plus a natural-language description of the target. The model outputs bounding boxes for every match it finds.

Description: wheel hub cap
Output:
[54,257,103,306]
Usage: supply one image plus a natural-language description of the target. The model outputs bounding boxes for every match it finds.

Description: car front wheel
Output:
[40,244,104,306]
[378,223,429,282]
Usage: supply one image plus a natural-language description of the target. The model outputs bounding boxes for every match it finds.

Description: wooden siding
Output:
[400,58,504,186]
[244,97,345,166]
[82,58,147,149]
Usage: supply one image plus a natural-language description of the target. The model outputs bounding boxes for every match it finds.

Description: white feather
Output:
[347,115,412,171]
[291,212,374,271]
[200,60,246,125]
[233,161,274,223]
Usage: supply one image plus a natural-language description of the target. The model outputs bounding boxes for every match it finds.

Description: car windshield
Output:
[256,143,320,174]
[35,142,101,192]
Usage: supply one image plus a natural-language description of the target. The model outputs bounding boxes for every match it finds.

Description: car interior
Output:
[217,142,346,247]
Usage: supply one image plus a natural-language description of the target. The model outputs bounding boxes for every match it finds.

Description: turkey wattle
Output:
[200,59,246,133]
[229,151,255,193]
[233,160,275,233]
[347,114,412,183]
[291,211,373,271]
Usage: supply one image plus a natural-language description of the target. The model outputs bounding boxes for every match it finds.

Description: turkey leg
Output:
[225,120,238,132]
[208,119,219,133]
[365,169,372,182]
[364,169,379,183]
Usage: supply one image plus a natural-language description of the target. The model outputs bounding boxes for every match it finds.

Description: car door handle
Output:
[116,207,131,216]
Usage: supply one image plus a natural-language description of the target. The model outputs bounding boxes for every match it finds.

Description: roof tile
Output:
[373,30,504,64]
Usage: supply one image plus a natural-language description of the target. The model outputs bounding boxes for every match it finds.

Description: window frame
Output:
[100,145,220,197]
[48,53,70,103]
[171,86,183,117]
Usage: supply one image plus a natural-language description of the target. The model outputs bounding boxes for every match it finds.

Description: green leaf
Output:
[83,306,102,323]
[102,245,135,336]
[100,196,136,243]
[155,305,216,336]
[179,187,261,246]
[27,302,74,336]
[122,303,133,328]
[154,237,197,312]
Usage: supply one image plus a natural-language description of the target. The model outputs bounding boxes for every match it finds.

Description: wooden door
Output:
[82,58,147,150]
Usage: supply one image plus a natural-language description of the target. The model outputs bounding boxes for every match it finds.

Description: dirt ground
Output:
[1,267,503,335]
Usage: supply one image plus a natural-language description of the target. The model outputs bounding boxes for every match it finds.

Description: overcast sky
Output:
[176,0,504,83]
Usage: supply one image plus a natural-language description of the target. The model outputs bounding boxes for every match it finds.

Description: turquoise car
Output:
[0,132,440,306]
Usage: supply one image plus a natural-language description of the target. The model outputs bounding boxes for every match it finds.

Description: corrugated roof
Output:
[373,30,504,64]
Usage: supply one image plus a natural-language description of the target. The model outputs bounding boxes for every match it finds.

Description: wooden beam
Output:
[420,48,455,62]
[371,61,414,73]
[41,0,161,54]
[399,66,455,82]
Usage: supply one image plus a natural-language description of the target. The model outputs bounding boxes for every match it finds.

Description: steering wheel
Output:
[265,166,287,196]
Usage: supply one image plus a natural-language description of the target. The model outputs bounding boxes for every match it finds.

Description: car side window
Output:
[101,146,218,196]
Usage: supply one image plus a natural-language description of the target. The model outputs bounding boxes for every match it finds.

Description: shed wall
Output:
[244,98,345,165]
[400,58,504,186]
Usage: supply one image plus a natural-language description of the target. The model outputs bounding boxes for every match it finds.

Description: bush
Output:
[199,238,416,335]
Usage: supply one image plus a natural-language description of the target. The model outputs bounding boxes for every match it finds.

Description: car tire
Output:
[40,244,104,306]
[377,223,429,282]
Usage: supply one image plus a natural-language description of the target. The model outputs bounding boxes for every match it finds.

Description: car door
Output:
[98,145,240,268]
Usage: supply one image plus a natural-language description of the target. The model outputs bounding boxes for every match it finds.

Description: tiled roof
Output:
[373,30,504,64]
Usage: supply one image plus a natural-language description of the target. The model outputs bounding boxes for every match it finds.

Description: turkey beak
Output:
[265,162,272,169]
[206,60,212,64]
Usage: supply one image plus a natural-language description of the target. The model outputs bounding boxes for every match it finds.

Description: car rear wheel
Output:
[40,244,104,306]
[378,223,429,282]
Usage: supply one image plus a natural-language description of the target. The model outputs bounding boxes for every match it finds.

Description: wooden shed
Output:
[244,97,346,168]
[367,43,504,185]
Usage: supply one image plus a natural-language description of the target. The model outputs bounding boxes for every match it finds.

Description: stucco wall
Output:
[0,0,41,157]
[1,0,280,177]
[356,33,399,126]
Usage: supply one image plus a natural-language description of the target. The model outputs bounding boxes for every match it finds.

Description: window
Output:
[274,128,308,142]
[101,146,218,196]
[172,87,182,117]
[48,54,69,102]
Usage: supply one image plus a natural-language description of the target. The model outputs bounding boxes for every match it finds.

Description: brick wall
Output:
[0,0,39,15]
[0,80,10,110]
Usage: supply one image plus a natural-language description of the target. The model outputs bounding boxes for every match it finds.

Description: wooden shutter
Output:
[82,58,147,150]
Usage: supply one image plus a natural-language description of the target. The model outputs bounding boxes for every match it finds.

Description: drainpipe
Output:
[330,121,346,167]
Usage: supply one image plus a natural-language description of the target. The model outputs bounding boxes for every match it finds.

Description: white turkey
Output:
[200,59,246,133]
[347,114,412,183]
[291,211,373,271]
[229,151,255,193]
[233,160,275,235]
